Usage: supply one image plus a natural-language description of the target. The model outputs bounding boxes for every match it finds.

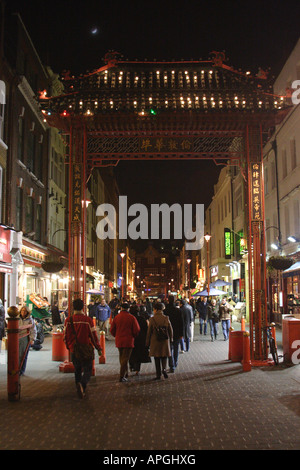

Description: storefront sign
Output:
[224,228,232,259]
[0,227,11,264]
[251,163,262,221]
[211,265,218,277]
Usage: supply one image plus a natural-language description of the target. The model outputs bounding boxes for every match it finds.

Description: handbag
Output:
[153,318,169,341]
[70,317,94,361]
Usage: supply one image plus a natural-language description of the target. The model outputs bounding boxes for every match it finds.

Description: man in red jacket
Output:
[110,302,140,382]
[64,298,101,398]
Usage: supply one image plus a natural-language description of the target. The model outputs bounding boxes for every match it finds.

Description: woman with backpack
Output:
[146,302,173,380]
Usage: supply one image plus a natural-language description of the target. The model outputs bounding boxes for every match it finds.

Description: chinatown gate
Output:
[40,51,290,364]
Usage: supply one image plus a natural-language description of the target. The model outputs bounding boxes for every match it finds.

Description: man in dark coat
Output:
[179,299,193,352]
[129,306,151,375]
[164,295,184,372]
[197,297,208,335]
[51,301,61,330]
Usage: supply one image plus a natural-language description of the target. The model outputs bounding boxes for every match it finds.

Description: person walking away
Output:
[110,302,140,382]
[64,298,102,398]
[207,299,219,341]
[19,306,37,375]
[219,297,234,340]
[179,299,193,352]
[164,295,184,373]
[197,297,208,335]
[146,302,173,380]
[96,299,111,336]
[31,319,44,350]
[129,305,151,375]
[189,298,196,342]
[145,298,153,317]
[51,301,61,331]
[109,296,119,319]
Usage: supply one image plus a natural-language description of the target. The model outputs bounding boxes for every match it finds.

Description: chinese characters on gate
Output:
[72,163,82,222]
[139,137,193,152]
[251,163,262,221]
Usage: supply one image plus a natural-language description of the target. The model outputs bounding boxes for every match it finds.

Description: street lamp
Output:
[132,269,135,295]
[187,257,191,294]
[204,233,211,296]
[120,250,125,299]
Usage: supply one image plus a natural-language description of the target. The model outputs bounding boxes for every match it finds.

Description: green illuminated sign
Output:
[224,228,232,259]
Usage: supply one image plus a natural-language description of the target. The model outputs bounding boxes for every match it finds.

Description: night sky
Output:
[7,0,300,250]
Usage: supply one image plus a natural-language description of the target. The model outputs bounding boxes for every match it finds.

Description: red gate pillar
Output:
[246,125,268,363]
[60,124,87,372]
[7,308,20,401]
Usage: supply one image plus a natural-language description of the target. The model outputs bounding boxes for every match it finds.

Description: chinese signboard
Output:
[72,163,82,222]
[250,163,262,221]
[139,137,194,153]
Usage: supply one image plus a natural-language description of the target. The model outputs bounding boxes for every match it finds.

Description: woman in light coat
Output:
[146,302,173,380]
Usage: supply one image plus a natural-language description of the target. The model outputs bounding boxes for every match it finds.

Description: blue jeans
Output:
[71,353,93,390]
[169,339,180,370]
[222,319,230,340]
[208,319,219,339]
[200,318,207,334]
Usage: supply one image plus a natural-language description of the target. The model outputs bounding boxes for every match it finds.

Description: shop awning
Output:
[283,261,300,277]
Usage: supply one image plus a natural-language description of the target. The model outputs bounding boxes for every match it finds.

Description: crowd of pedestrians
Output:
[4,293,235,399]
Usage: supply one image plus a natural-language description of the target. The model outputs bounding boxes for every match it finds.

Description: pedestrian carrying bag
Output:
[153,319,169,341]
[70,317,94,361]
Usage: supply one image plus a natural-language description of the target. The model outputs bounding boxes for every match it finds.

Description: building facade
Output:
[263,38,300,322]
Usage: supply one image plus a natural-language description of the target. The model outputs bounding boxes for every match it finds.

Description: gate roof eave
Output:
[44,107,292,134]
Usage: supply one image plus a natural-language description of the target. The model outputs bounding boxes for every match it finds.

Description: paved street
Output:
[0,321,299,453]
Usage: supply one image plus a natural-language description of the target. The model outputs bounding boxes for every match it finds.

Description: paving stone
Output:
[0,321,299,451]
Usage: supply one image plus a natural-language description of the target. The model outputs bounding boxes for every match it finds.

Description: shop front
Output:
[0,226,13,312]
[19,239,49,306]
[283,261,300,319]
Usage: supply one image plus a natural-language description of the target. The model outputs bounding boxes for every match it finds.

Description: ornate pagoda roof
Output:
[39,52,291,132]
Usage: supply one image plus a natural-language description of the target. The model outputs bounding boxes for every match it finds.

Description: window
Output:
[282,150,287,177]
[294,200,300,236]
[35,142,43,180]
[0,166,2,221]
[0,80,5,141]
[290,139,297,170]
[264,167,269,194]
[234,185,242,218]
[18,117,25,162]
[25,196,34,233]
[271,161,276,189]
[27,131,36,172]
[282,149,287,179]
[16,187,23,231]
[36,205,41,243]
[284,206,290,242]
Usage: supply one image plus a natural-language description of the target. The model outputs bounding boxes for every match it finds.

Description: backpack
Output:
[153,318,169,341]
